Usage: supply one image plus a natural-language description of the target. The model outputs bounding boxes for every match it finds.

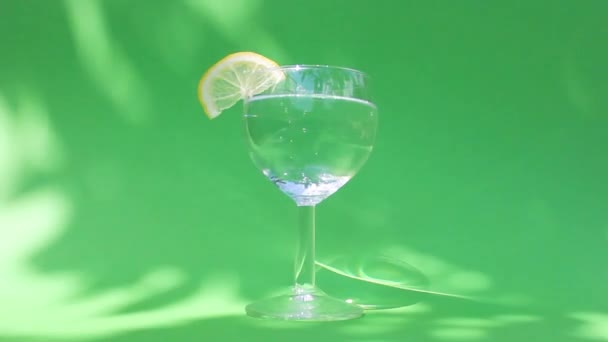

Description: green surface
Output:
[0,0,607,341]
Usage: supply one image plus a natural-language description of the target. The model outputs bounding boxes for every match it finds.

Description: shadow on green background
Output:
[0,0,606,341]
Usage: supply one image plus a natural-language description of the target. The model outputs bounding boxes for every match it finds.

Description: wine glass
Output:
[243,65,378,321]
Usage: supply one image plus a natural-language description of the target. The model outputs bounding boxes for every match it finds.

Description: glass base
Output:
[245,285,364,321]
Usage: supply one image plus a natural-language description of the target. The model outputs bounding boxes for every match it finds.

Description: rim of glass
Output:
[262,64,369,77]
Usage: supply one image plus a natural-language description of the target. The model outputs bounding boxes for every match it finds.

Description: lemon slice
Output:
[198,52,284,119]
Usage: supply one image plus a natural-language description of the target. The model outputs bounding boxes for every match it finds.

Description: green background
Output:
[1,0,607,341]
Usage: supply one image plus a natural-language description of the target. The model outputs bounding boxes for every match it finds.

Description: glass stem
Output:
[295,205,316,290]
